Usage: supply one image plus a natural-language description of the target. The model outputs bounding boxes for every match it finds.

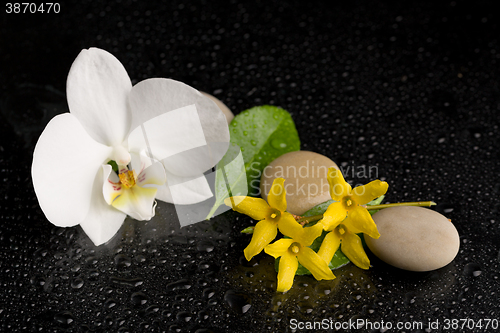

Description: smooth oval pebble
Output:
[260,151,338,215]
[366,206,460,271]
[201,92,234,124]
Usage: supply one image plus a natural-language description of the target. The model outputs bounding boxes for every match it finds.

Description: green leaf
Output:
[367,194,384,206]
[240,226,255,234]
[206,143,248,219]
[366,194,384,215]
[206,106,300,219]
[302,200,334,217]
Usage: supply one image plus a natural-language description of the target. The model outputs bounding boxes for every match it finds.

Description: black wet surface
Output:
[1,1,500,332]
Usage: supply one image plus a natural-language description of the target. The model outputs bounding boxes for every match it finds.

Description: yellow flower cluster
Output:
[225,167,388,292]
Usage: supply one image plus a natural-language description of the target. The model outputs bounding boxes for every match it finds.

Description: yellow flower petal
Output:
[319,201,347,231]
[297,247,336,281]
[277,214,323,246]
[276,252,298,292]
[327,167,352,201]
[264,238,294,258]
[277,212,304,240]
[244,219,278,261]
[267,178,287,212]
[300,223,323,247]
[344,206,380,239]
[351,180,388,205]
[317,230,341,263]
[224,196,271,221]
[341,231,370,270]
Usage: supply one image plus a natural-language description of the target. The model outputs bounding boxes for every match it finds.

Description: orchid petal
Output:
[319,201,347,231]
[111,186,158,221]
[344,206,380,239]
[80,165,127,245]
[244,219,279,261]
[200,91,234,124]
[297,247,336,281]
[264,238,294,259]
[160,142,229,178]
[129,150,152,175]
[102,169,123,205]
[153,183,174,203]
[266,178,287,212]
[351,180,389,205]
[127,104,207,172]
[128,78,229,174]
[327,167,352,201]
[317,231,341,264]
[156,171,213,205]
[66,48,132,146]
[341,231,370,270]
[224,196,271,221]
[136,162,166,188]
[276,252,298,292]
[32,113,112,227]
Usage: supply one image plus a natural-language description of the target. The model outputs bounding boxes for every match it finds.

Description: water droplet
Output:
[167,279,192,291]
[54,311,74,326]
[250,140,257,146]
[104,298,117,309]
[114,254,132,269]
[203,288,215,299]
[176,311,192,322]
[271,139,287,149]
[196,240,214,252]
[71,278,84,289]
[243,131,248,136]
[110,276,144,287]
[464,263,482,277]
[231,121,238,127]
[273,113,280,120]
[131,292,148,306]
[224,290,251,314]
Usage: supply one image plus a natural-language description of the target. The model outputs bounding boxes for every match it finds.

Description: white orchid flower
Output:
[32,48,229,246]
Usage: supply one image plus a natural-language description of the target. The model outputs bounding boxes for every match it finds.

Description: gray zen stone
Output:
[260,151,338,215]
[366,206,460,271]
[201,92,234,124]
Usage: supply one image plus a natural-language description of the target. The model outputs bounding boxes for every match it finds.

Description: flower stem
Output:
[366,201,436,210]
[295,215,323,225]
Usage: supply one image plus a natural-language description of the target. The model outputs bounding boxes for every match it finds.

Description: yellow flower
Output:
[265,223,336,292]
[317,168,388,269]
[225,178,300,261]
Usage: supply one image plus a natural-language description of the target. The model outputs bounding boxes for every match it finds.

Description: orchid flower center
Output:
[118,170,137,189]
